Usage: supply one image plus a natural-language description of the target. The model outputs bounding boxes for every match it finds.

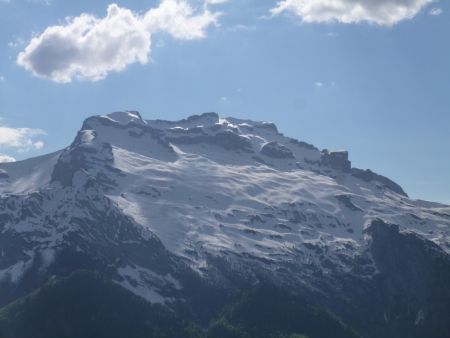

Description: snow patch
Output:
[0,258,33,284]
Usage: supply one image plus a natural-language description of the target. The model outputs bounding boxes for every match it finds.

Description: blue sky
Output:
[0,0,449,203]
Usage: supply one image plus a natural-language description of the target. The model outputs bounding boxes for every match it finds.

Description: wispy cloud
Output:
[18,0,223,83]
[225,24,257,32]
[29,0,52,5]
[315,81,324,88]
[314,81,337,89]
[204,0,228,4]
[429,7,443,16]
[8,37,25,48]
[219,96,230,103]
[271,0,433,26]
[0,124,46,152]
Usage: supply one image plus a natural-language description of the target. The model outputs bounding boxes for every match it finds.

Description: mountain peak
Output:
[1,111,450,338]
[52,111,411,198]
[103,111,146,125]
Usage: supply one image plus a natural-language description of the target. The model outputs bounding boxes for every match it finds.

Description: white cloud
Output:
[204,0,228,4]
[0,155,16,163]
[429,7,443,16]
[144,0,220,40]
[0,76,5,82]
[271,0,433,26]
[17,0,221,83]
[33,140,45,150]
[0,125,46,152]
[315,81,324,88]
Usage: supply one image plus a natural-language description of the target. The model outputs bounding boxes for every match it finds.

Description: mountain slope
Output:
[0,271,200,338]
[0,271,364,338]
[0,111,449,337]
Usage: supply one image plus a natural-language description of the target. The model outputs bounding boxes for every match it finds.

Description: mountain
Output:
[0,111,449,338]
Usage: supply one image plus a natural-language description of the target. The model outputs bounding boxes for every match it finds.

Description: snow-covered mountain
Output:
[1,111,449,337]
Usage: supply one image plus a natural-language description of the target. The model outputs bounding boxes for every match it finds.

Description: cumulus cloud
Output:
[144,0,220,39]
[17,0,222,83]
[0,125,46,152]
[0,155,16,163]
[271,0,433,26]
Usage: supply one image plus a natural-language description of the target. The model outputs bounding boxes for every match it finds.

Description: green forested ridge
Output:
[207,285,359,338]
[0,271,200,338]
[0,271,359,338]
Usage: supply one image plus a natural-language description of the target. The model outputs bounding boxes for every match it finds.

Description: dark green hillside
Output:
[0,271,201,338]
[0,271,360,338]
[207,285,360,338]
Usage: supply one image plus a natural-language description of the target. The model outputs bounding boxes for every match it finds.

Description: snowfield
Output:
[0,111,449,300]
